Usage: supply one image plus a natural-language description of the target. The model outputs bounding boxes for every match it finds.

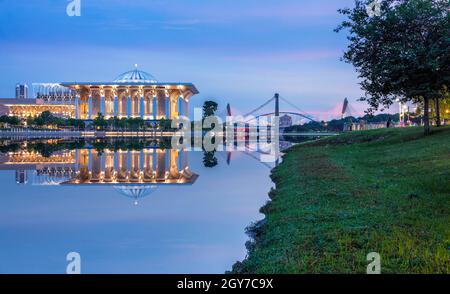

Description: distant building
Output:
[343,120,386,131]
[15,84,28,99]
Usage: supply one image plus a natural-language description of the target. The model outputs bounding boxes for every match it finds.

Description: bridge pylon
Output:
[274,93,280,117]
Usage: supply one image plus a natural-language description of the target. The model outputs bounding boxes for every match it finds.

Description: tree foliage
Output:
[0,115,20,126]
[93,113,108,130]
[26,110,85,129]
[202,101,218,118]
[336,0,450,134]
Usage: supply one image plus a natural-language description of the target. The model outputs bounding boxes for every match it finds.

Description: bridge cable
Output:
[242,96,275,118]
[279,96,316,121]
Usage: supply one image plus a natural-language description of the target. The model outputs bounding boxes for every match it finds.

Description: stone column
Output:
[117,151,128,181]
[104,151,114,182]
[142,89,150,119]
[169,149,180,179]
[156,149,166,181]
[149,95,154,120]
[114,94,118,117]
[156,89,166,119]
[91,89,101,119]
[142,97,147,119]
[88,94,93,120]
[75,95,79,119]
[91,150,101,181]
[126,95,131,118]
[130,151,140,182]
[100,95,105,116]
[136,96,140,117]
[117,88,127,118]
[104,90,114,119]
[139,95,144,118]
[129,88,139,118]
[77,149,90,182]
[82,96,89,120]
[143,149,153,180]
[169,90,180,120]
[143,89,154,120]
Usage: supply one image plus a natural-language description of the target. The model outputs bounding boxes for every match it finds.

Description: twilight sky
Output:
[0,0,376,119]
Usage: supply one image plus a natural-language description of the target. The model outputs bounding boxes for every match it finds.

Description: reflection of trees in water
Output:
[28,141,85,157]
[0,138,174,157]
[1,139,86,156]
[203,151,218,168]
[92,138,172,152]
[0,143,21,153]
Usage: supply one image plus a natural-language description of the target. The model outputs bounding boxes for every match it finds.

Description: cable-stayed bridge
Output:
[227,93,316,123]
[213,94,365,170]
[220,93,362,125]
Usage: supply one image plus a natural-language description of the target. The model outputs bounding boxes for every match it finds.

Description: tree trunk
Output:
[435,98,441,127]
[424,97,430,135]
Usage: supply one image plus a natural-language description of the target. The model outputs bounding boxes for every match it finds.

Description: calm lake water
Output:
[0,137,308,274]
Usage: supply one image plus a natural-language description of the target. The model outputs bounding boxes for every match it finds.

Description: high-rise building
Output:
[15,84,29,99]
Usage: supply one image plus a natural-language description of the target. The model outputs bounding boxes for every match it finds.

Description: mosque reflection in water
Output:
[0,139,197,204]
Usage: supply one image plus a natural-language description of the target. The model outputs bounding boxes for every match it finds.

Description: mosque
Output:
[0,66,199,120]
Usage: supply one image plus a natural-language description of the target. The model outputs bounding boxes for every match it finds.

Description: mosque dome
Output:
[113,185,158,205]
[113,65,158,83]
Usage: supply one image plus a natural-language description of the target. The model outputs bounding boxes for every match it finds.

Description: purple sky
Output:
[0,0,383,119]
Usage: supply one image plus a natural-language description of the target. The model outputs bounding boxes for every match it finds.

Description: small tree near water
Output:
[202,101,218,119]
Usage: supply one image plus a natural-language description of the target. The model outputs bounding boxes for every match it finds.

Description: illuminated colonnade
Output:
[66,85,194,120]
[0,68,197,120]
[74,148,195,184]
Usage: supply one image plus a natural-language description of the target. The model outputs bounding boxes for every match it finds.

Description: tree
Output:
[130,117,145,130]
[203,151,218,168]
[158,118,173,131]
[0,115,20,126]
[67,118,85,129]
[434,88,450,123]
[26,116,34,127]
[118,117,128,130]
[93,113,108,130]
[336,0,450,134]
[202,101,218,119]
[39,110,55,125]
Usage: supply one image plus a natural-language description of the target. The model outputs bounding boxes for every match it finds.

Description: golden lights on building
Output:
[0,147,198,186]
[0,67,198,120]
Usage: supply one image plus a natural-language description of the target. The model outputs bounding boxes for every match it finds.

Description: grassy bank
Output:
[232,127,450,274]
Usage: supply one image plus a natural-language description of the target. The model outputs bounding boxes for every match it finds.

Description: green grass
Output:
[232,126,450,274]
